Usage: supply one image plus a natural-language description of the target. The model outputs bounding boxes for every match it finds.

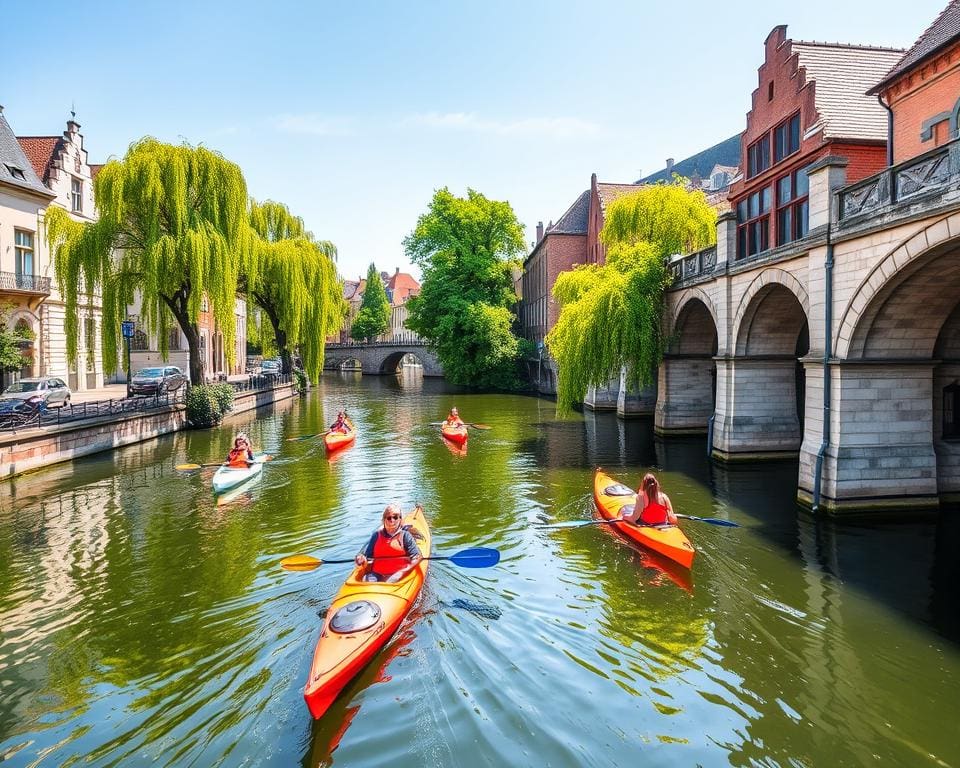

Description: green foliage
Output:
[246,309,276,357]
[209,383,235,414]
[350,263,391,342]
[46,138,251,385]
[547,180,716,414]
[247,200,344,382]
[404,188,526,388]
[292,367,307,394]
[186,385,225,428]
[0,306,26,373]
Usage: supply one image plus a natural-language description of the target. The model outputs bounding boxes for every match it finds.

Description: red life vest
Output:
[371,529,409,577]
[639,497,670,526]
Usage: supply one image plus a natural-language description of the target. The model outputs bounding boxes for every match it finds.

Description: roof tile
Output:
[871,0,960,92]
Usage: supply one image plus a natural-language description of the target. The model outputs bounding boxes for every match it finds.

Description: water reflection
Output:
[0,379,958,767]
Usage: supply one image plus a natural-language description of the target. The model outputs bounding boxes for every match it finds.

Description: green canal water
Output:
[1,373,959,767]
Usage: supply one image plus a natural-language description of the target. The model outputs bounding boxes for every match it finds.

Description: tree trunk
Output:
[163,289,204,386]
[257,295,292,374]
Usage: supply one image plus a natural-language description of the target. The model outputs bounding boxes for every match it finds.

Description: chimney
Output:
[536,221,544,242]
[395,267,400,275]
[665,158,675,173]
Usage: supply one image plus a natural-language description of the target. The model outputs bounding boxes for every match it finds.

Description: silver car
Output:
[130,366,189,395]
[0,376,71,407]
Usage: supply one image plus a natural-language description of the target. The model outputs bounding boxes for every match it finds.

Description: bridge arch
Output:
[379,350,426,374]
[837,214,960,359]
[668,288,719,353]
[733,268,809,356]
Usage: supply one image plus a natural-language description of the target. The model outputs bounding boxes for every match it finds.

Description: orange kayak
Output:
[324,427,356,452]
[593,469,695,569]
[304,506,431,719]
[441,424,468,446]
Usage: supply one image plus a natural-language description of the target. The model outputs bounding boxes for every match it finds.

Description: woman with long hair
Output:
[621,472,678,526]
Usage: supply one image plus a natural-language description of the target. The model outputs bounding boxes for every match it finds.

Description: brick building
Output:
[728,27,904,261]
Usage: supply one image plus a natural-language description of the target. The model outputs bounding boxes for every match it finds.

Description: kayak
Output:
[304,505,431,719]
[593,469,696,569]
[441,424,468,446]
[212,453,267,494]
[325,427,356,453]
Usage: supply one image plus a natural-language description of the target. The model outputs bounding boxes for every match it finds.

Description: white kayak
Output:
[212,453,267,494]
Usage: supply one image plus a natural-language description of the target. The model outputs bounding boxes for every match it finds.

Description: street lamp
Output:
[121,320,135,397]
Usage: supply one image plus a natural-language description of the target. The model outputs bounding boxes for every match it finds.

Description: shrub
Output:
[210,383,235,414]
[292,368,307,395]
[186,385,224,428]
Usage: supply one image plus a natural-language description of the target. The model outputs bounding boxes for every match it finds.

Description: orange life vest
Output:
[227,448,250,467]
[371,529,409,577]
[639,497,670,526]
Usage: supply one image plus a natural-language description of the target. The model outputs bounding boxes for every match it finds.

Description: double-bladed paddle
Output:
[429,422,491,430]
[540,514,739,529]
[175,455,272,472]
[286,430,331,442]
[280,546,501,572]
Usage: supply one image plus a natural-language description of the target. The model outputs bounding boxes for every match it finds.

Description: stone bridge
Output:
[324,341,444,377]
[648,142,960,514]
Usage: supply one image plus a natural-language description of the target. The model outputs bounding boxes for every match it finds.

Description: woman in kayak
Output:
[355,503,423,583]
[226,433,254,467]
[621,473,678,526]
[443,407,464,428]
[329,410,352,434]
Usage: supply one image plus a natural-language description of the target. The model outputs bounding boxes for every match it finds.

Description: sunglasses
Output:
[384,514,402,521]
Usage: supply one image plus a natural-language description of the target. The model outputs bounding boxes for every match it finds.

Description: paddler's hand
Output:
[355,554,369,567]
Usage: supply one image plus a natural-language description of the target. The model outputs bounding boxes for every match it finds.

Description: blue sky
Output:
[1,0,945,281]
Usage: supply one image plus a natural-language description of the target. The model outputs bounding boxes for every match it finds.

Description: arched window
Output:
[132,329,149,351]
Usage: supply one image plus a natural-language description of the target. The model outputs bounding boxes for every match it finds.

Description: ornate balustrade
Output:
[0,272,51,295]
[669,246,717,284]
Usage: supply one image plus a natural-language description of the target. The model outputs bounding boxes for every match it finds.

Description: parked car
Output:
[0,377,71,407]
[130,366,189,395]
[0,395,46,428]
[259,360,281,379]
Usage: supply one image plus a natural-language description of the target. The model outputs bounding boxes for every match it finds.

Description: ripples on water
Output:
[1,374,959,767]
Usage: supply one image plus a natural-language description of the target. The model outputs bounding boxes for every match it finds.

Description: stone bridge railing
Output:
[669,245,718,284]
[838,137,960,223]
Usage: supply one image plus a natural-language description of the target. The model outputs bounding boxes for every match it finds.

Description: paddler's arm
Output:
[620,495,643,524]
[662,492,678,525]
[354,531,378,567]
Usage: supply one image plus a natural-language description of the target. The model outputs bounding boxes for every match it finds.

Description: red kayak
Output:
[325,425,356,453]
[441,423,468,446]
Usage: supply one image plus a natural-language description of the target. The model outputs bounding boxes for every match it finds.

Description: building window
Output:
[944,383,960,439]
[168,327,182,351]
[84,317,96,372]
[736,187,772,259]
[14,230,34,277]
[71,177,83,213]
[747,136,770,178]
[5,164,26,180]
[776,166,810,246]
[768,82,774,101]
[132,328,149,351]
[774,113,801,163]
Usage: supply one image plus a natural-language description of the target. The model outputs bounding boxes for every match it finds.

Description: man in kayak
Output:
[225,433,254,467]
[621,473,678,526]
[354,503,423,583]
[329,410,352,434]
[443,407,465,428]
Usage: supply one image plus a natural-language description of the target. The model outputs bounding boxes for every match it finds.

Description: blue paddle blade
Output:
[676,514,740,527]
[446,547,500,568]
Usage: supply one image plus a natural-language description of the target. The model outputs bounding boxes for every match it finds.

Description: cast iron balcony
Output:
[0,272,51,296]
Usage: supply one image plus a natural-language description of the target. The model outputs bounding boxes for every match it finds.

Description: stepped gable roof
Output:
[638,135,742,185]
[0,112,55,198]
[16,135,62,182]
[790,41,904,140]
[547,190,590,235]
[596,182,642,212]
[870,0,960,93]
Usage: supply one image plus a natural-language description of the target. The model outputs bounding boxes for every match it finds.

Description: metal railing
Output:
[326,340,429,348]
[0,271,51,294]
[838,138,958,221]
[230,373,293,392]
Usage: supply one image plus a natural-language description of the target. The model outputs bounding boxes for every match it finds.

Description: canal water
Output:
[1,373,958,767]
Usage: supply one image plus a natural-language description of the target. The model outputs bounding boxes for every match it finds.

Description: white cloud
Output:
[272,114,354,136]
[403,112,603,140]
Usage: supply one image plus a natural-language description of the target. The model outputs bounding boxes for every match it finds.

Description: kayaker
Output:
[226,433,254,467]
[621,473,677,526]
[354,503,423,583]
[444,407,465,428]
[329,410,351,435]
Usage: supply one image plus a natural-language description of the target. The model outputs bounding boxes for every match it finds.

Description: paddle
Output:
[429,422,491,430]
[280,546,501,572]
[539,514,739,529]
[286,430,331,442]
[175,455,272,472]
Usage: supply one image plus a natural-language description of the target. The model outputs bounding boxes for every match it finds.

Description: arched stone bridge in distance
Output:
[323,341,444,377]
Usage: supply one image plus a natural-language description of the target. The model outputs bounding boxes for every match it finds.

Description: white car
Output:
[0,377,71,407]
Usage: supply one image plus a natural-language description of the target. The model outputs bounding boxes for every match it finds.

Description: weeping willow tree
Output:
[547,180,716,414]
[46,138,250,385]
[246,200,344,381]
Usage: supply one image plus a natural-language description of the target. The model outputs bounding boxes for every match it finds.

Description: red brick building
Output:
[868,0,960,163]
[728,27,904,260]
